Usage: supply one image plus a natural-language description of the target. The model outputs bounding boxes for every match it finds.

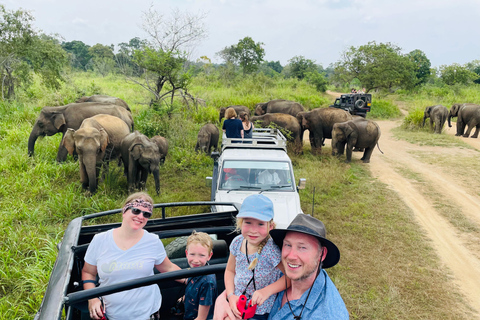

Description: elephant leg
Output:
[430,118,434,132]
[456,120,465,136]
[361,147,374,163]
[471,125,480,138]
[463,123,474,137]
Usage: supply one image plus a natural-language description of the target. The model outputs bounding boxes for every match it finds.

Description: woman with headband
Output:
[82,192,182,320]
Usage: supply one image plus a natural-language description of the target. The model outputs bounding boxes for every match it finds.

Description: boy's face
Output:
[186,242,213,268]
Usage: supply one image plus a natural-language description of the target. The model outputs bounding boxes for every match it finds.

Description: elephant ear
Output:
[99,128,109,152]
[52,112,66,130]
[129,143,144,161]
[426,106,433,116]
[62,128,76,155]
[345,122,357,139]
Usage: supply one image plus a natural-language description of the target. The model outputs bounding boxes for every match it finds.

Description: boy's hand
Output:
[251,288,269,306]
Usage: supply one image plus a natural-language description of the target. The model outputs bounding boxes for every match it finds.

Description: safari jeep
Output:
[34,202,240,320]
[329,93,372,117]
[208,128,306,229]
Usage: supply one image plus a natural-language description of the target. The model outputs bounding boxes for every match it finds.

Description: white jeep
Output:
[208,128,306,228]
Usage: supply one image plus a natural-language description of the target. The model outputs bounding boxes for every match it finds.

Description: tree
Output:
[407,49,431,86]
[333,41,416,92]
[266,61,283,74]
[116,37,146,77]
[287,56,317,80]
[466,60,480,84]
[62,40,91,70]
[125,7,207,106]
[0,5,67,99]
[217,37,265,75]
[439,63,478,85]
[88,43,115,76]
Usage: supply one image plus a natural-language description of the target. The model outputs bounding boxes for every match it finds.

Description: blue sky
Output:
[6,0,480,68]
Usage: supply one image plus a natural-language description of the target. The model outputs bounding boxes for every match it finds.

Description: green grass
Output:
[0,71,476,319]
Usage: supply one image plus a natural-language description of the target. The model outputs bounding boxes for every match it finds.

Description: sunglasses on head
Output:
[129,207,152,218]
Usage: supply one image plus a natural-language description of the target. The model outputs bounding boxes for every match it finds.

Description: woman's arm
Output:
[224,253,241,318]
[213,290,235,320]
[195,305,211,320]
[155,256,185,283]
[251,262,290,306]
[82,262,104,320]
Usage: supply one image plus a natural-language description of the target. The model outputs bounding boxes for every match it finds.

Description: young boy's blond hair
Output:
[187,231,213,254]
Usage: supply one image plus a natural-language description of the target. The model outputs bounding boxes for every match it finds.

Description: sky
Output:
[5,0,480,68]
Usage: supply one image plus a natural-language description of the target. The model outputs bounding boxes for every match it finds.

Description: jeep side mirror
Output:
[210,152,220,161]
[297,178,306,190]
[206,176,212,187]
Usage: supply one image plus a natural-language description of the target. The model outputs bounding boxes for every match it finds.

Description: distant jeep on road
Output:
[330,93,372,117]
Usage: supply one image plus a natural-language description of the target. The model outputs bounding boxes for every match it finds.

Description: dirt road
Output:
[317,93,480,316]
[369,119,480,316]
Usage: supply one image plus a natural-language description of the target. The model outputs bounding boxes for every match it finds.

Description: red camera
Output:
[236,294,257,319]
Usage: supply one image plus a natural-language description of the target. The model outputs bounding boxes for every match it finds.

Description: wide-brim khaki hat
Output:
[270,214,340,269]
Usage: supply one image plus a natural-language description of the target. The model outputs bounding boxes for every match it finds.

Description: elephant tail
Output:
[376,142,384,154]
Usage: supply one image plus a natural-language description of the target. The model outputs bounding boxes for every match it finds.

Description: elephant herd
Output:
[198,99,382,163]
[28,95,168,194]
[422,103,480,138]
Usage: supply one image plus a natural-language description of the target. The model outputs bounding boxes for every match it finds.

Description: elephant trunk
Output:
[422,116,427,127]
[85,154,99,194]
[153,168,160,195]
[448,112,452,127]
[28,125,41,156]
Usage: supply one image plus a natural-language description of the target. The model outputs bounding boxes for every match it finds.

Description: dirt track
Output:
[317,93,480,316]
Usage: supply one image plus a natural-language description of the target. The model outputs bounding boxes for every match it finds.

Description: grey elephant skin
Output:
[332,118,381,163]
[195,124,219,154]
[423,105,448,134]
[28,102,134,162]
[448,103,480,138]
[219,105,250,122]
[63,114,130,194]
[121,131,162,194]
[150,135,169,164]
[254,99,305,117]
[296,108,353,155]
[251,113,303,154]
[76,95,131,112]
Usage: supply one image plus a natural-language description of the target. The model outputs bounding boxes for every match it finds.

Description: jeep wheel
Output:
[165,236,188,259]
[355,100,365,109]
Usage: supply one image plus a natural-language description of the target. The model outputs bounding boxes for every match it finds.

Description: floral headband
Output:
[122,199,153,214]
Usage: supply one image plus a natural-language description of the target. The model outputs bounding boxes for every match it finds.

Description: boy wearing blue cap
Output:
[224,194,290,320]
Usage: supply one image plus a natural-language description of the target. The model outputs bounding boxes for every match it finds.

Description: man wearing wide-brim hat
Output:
[214,214,348,320]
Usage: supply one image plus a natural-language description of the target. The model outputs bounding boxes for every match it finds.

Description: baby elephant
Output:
[195,124,219,154]
[120,131,162,194]
[423,105,448,134]
[331,118,382,163]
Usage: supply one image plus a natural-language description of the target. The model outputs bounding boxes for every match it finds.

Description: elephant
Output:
[219,105,249,122]
[62,114,130,194]
[150,135,169,164]
[120,131,162,194]
[28,102,134,162]
[76,95,131,112]
[251,113,303,154]
[195,123,219,154]
[254,99,305,117]
[422,105,448,134]
[296,108,353,155]
[331,118,382,163]
[448,103,480,138]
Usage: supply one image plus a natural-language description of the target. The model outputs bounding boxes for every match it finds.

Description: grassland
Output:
[0,72,478,319]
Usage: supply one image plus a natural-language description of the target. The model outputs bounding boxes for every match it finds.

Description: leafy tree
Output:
[125,7,207,106]
[305,71,328,92]
[439,63,478,85]
[407,49,431,86]
[266,60,283,73]
[466,60,480,84]
[287,56,317,80]
[62,40,91,70]
[333,41,416,92]
[117,37,146,77]
[87,43,115,76]
[217,37,265,75]
[0,5,67,99]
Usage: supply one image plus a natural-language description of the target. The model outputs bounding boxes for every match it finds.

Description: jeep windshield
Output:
[220,160,295,191]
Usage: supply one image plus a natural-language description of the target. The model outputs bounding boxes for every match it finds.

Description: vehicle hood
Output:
[215,191,302,229]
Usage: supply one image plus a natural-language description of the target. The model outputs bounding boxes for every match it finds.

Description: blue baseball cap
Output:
[237,194,274,221]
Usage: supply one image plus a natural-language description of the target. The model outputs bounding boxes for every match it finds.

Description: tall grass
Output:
[0,71,475,319]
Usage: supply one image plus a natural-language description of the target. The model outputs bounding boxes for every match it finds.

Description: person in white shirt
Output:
[257,169,281,185]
